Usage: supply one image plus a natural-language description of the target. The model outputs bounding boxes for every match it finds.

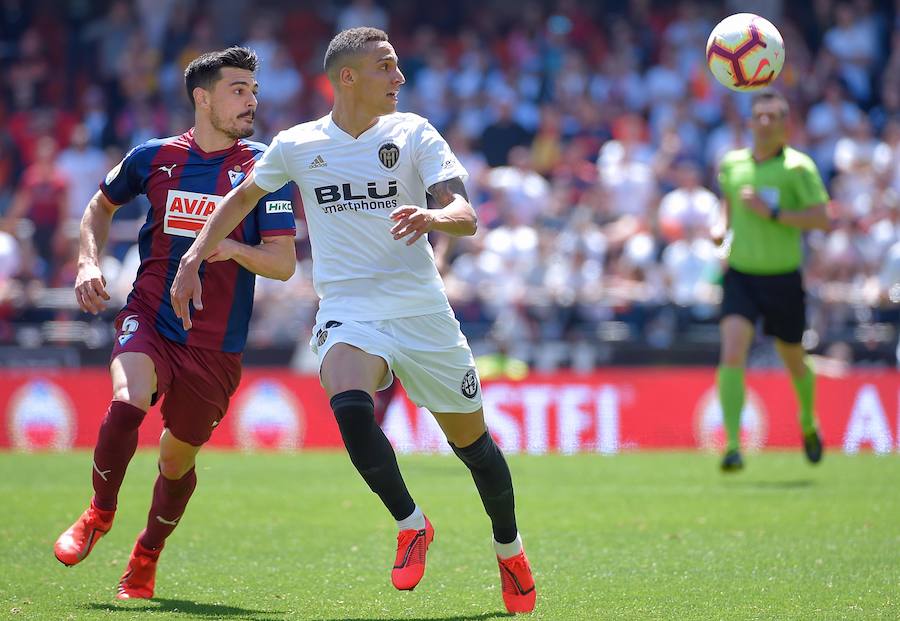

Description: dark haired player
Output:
[172,28,535,614]
[53,47,297,599]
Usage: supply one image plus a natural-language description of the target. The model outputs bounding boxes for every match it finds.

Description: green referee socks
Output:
[792,361,817,435]
[717,365,745,452]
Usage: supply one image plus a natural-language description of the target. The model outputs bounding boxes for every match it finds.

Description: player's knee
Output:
[158,455,195,480]
[112,386,153,412]
[720,350,746,367]
[720,340,749,366]
[102,400,146,431]
[782,354,809,378]
[331,390,391,471]
[445,425,488,449]
[331,390,376,436]
[451,431,501,469]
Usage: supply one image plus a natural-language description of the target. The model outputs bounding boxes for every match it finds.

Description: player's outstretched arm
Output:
[75,190,119,314]
[206,235,296,281]
[390,177,476,245]
[170,172,268,329]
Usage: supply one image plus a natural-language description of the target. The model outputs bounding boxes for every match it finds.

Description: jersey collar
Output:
[752,146,785,163]
[186,128,240,159]
[324,113,384,142]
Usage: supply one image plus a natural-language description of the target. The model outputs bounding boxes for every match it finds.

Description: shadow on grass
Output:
[728,479,816,489]
[312,614,514,621]
[85,600,513,621]
[84,598,283,620]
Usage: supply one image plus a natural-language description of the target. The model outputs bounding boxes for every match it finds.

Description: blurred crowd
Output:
[0,0,897,367]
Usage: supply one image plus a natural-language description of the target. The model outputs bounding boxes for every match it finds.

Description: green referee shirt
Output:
[718,146,829,275]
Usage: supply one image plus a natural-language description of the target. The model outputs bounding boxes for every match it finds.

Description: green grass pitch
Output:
[1,450,898,620]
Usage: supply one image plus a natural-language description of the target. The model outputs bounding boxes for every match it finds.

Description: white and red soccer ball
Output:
[706,13,785,92]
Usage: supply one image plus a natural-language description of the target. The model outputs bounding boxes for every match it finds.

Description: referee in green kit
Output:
[714,90,832,472]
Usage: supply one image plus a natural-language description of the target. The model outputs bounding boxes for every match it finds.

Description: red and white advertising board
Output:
[0,369,897,454]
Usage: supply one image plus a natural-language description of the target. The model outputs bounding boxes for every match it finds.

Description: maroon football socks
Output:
[140,467,197,550]
[91,401,146,511]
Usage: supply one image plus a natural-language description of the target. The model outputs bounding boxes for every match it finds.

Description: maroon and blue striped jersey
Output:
[100,129,296,353]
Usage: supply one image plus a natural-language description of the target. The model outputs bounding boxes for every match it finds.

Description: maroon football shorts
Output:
[110,308,242,446]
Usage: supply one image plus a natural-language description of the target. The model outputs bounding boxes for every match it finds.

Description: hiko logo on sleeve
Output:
[265,200,293,214]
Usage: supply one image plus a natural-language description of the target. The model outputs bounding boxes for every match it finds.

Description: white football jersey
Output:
[253,112,468,321]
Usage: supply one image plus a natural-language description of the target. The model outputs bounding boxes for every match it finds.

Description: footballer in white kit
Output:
[172,29,535,613]
[252,111,483,413]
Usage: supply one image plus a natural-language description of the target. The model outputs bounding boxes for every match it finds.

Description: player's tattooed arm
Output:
[428,177,469,208]
[391,177,477,245]
[428,177,477,237]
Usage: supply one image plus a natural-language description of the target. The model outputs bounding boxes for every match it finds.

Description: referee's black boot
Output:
[720,449,744,472]
[803,430,823,464]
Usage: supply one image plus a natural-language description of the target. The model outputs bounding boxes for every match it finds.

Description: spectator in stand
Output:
[79,87,113,148]
[479,98,533,167]
[486,146,551,226]
[0,126,23,217]
[411,49,453,130]
[445,124,488,201]
[705,97,751,169]
[806,79,864,176]
[8,27,50,107]
[658,158,720,243]
[596,115,658,246]
[476,325,529,381]
[823,1,881,104]
[877,240,900,310]
[336,0,389,33]
[81,1,135,102]
[256,45,303,115]
[644,45,687,131]
[2,136,68,271]
[57,124,108,228]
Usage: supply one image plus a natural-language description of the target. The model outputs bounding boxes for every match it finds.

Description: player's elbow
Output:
[463,211,478,236]
[85,191,117,221]
[814,205,833,232]
[810,213,832,232]
[276,260,296,281]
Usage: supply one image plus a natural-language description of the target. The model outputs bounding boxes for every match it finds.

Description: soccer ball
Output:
[706,13,785,92]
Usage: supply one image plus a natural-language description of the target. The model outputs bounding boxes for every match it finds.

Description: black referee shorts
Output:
[721,267,806,344]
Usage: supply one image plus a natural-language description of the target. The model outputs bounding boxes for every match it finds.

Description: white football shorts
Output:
[310,309,482,413]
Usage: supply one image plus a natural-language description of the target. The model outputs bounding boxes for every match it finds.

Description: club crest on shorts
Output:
[315,321,342,348]
[461,368,479,399]
[118,314,140,346]
[378,142,400,170]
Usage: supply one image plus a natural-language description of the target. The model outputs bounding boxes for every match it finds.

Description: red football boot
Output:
[54,501,115,566]
[116,534,162,600]
[497,549,536,613]
[391,517,434,590]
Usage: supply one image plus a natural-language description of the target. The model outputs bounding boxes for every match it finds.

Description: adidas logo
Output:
[309,155,327,169]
